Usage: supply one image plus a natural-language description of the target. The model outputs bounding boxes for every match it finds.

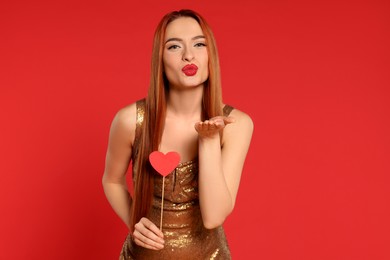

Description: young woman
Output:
[102,9,253,259]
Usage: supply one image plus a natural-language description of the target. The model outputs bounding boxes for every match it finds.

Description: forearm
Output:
[198,136,233,229]
[102,177,132,229]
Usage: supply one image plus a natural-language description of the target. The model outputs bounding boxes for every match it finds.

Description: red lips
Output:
[182,64,198,76]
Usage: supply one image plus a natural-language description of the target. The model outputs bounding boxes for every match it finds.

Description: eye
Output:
[167,44,180,50]
[194,42,207,48]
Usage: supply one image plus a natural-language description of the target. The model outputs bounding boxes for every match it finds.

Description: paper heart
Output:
[149,151,180,177]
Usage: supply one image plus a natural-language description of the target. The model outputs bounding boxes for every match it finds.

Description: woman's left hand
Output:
[194,116,235,138]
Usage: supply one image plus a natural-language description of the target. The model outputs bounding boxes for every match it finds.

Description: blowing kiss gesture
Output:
[194,116,235,138]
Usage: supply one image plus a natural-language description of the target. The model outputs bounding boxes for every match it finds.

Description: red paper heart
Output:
[149,151,180,177]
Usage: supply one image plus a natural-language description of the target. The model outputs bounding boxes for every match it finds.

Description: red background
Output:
[1,0,389,259]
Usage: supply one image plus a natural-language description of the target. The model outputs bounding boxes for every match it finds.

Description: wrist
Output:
[198,134,221,147]
[198,133,220,141]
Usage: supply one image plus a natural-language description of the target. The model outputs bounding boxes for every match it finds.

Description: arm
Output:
[102,104,136,229]
[195,109,254,229]
[102,103,165,250]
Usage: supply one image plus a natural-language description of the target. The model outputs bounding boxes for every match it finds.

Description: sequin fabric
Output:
[120,99,233,260]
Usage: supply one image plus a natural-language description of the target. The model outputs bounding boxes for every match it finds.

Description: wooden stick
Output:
[160,176,165,231]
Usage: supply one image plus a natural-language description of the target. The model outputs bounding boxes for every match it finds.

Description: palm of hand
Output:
[194,116,235,138]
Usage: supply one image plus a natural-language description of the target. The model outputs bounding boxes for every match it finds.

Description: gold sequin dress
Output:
[119,99,234,260]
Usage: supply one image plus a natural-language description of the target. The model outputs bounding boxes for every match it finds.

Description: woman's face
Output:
[163,17,209,89]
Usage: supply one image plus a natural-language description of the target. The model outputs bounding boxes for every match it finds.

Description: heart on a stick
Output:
[149,151,180,177]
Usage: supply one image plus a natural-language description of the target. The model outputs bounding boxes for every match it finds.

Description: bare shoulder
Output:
[109,102,138,146]
[222,105,254,145]
[230,108,253,129]
[114,102,137,126]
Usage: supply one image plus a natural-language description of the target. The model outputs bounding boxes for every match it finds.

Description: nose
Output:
[182,46,194,62]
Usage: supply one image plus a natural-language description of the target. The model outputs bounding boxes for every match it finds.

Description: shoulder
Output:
[109,101,139,146]
[226,105,254,131]
[231,108,253,128]
[113,102,136,126]
[222,105,254,144]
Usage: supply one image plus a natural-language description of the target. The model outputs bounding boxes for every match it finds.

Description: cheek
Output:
[202,67,209,80]
[162,54,169,70]
[163,56,173,74]
[162,57,178,84]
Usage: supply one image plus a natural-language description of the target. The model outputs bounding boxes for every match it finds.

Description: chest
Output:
[160,120,199,162]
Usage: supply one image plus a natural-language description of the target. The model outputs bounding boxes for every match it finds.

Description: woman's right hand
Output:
[132,217,165,250]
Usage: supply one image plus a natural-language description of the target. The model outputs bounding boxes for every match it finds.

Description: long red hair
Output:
[130,9,223,230]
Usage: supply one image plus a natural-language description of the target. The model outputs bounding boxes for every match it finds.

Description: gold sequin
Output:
[136,101,144,127]
[165,232,193,248]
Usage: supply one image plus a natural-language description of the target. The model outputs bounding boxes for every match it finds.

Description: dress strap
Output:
[133,99,146,160]
[135,99,145,137]
[223,104,234,117]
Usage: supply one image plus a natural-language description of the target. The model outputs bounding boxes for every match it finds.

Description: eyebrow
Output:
[165,35,205,44]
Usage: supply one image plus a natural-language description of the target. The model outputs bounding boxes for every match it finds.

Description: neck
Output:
[166,86,203,120]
